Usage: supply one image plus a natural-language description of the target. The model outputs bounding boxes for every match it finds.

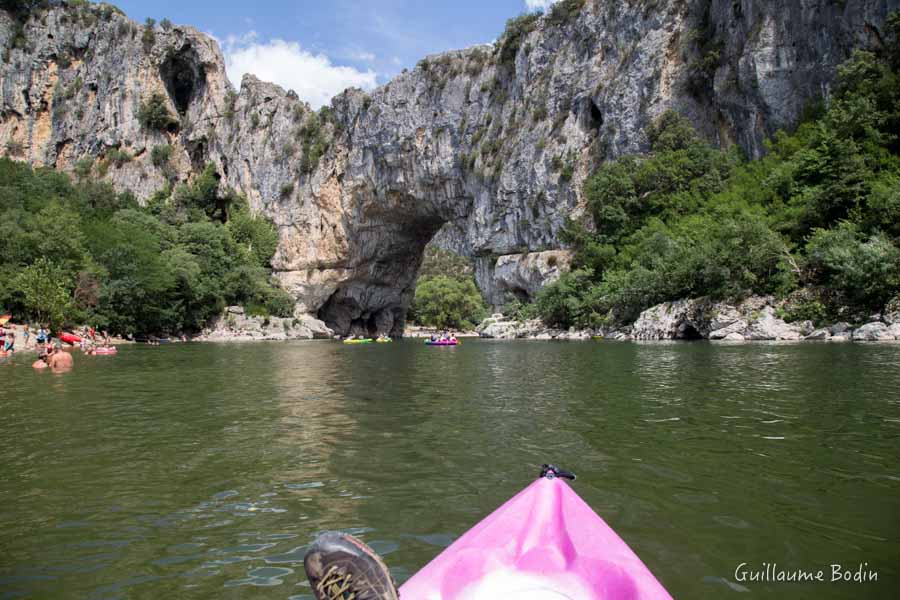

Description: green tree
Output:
[151,144,173,167]
[0,157,295,336]
[226,207,279,267]
[411,276,486,330]
[806,223,900,312]
[11,258,72,329]
[417,246,474,281]
[498,12,539,66]
[85,218,176,334]
[174,163,241,223]
[138,92,177,132]
[533,268,598,329]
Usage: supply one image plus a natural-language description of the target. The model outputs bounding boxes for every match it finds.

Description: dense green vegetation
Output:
[532,25,900,329]
[0,159,292,335]
[138,93,178,132]
[410,247,486,330]
[497,0,584,67]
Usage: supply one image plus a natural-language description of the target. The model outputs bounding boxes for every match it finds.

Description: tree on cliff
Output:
[535,24,900,328]
[0,0,56,18]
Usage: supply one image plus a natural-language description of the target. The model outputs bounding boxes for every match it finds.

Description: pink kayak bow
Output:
[399,466,673,599]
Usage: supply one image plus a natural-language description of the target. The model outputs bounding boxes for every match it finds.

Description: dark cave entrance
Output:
[678,323,703,340]
[589,99,603,128]
[579,96,603,131]
[501,286,530,306]
[160,45,206,115]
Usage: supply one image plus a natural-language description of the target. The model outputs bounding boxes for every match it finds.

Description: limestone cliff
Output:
[1,0,896,335]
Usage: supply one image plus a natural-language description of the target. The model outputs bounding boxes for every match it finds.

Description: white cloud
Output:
[352,51,376,62]
[222,32,378,109]
[524,0,559,11]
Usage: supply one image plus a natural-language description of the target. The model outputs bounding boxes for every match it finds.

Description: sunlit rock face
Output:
[1,1,893,334]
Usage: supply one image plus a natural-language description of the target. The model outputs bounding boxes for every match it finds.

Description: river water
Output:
[1,340,898,599]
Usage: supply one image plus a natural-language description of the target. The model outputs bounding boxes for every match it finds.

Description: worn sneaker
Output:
[304,531,399,600]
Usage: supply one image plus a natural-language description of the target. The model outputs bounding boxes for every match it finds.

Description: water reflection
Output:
[0,341,898,599]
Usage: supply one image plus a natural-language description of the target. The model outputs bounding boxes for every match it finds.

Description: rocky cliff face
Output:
[1,0,895,335]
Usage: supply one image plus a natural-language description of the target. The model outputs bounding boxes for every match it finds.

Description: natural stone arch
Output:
[305,181,466,336]
[316,218,444,336]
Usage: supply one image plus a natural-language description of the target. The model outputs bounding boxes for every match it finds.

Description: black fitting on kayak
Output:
[540,464,576,480]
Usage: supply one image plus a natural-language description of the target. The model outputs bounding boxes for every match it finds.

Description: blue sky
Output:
[111,0,560,107]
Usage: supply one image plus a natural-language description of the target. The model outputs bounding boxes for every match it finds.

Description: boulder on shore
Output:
[632,297,810,341]
[201,308,333,342]
[476,297,900,343]
[476,314,594,340]
[852,322,896,341]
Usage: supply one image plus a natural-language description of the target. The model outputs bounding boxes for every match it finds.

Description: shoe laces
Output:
[317,565,357,600]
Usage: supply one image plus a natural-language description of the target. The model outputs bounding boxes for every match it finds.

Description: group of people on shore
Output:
[0,323,53,354]
[0,319,119,371]
[75,325,112,354]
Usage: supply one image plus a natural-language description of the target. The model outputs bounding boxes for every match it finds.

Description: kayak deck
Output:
[398,475,671,600]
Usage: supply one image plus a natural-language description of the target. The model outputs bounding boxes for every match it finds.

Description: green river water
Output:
[1,340,899,599]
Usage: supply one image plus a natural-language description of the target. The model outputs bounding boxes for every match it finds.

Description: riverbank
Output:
[8,293,898,351]
[0,323,134,356]
[194,306,334,342]
[403,325,480,338]
[477,296,900,342]
[196,307,485,342]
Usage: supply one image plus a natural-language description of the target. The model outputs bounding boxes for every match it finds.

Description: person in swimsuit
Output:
[47,342,73,370]
[32,354,49,369]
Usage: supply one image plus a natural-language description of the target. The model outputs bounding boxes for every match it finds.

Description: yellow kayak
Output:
[343,338,373,344]
[375,338,393,343]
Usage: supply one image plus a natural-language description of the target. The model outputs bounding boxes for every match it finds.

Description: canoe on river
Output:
[58,332,83,345]
[398,465,672,599]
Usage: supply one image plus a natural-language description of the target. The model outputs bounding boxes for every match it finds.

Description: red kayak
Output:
[58,332,82,345]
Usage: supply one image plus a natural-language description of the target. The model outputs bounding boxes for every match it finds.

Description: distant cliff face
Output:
[1,0,895,334]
